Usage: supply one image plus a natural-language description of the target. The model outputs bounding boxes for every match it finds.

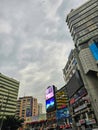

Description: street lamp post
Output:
[0,86,9,130]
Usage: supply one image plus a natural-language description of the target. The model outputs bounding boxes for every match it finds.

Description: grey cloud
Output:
[0,0,88,112]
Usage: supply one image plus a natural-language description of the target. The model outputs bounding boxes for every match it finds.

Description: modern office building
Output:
[66,0,98,128]
[16,96,38,121]
[0,73,19,117]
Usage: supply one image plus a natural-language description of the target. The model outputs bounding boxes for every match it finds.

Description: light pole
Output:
[0,86,9,130]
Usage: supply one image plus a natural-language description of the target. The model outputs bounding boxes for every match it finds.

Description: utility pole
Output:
[0,90,9,130]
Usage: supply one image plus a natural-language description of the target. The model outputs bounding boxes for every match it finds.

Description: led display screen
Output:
[56,107,69,119]
[89,42,98,60]
[66,70,83,98]
[46,86,54,100]
[46,97,55,112]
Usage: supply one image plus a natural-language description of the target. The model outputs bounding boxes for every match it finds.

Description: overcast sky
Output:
[0,0,88,112]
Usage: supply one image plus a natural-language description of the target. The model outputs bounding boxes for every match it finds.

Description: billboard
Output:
[46,85,54,100]
[56,87,68,110]
[46,97,56,112]
[56,107,70,119]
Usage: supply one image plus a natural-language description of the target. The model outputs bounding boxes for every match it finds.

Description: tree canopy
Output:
[0,115,24,130]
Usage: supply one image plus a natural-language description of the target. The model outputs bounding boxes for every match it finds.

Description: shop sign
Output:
[74,88,87,102]
[74,104,87,112]
[70,98,75,104]
[86,119,96,125]
[79,119,85,124]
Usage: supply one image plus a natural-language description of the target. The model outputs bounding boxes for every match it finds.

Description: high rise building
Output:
[38,103,43,115]
[66,0,98,47]
[66,0,98,128]
[63,50,97,128]
[16,96,38,121]
[0,73,19,117]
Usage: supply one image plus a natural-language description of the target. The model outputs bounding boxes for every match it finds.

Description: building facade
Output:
[16,96,38,121]
[66,0,98,47]
[63,49,77,83]
[63,49,97,129]
[66,0,98,129]
[0,73,19,117]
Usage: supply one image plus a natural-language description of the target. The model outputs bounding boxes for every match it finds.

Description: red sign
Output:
[70,98,75,104]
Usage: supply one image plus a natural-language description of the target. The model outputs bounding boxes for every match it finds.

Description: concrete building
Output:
[66,0,98,128]
[0,73,19,117]
[63,49,77,83]
[38,103,43,115]
[63,50,97,129]
[16,96,38,121]
[66,0,98,47]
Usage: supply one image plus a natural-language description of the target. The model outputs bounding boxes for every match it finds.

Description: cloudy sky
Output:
[0,0,88,112]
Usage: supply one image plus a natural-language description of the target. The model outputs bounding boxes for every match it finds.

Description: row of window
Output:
[74,24,98,40]
[0,111,15,115]
[69,3,97,25]
[1,107,16,112]
[77,29,98,45]
[0,82,19,91]
[68,0,97,20]
[71,7,98,30]
[0,87,18,97]
[72,17,98,34]
[0,76,19,87]
[0,91,17,99]
[73,12,97,29]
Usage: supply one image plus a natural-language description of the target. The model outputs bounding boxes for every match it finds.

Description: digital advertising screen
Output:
[46,85,54,100]
[46,97,56,112]
[56,107,70,120]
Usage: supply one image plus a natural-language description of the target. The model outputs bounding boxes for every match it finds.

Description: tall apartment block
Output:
[66,0,98,128]
[0,73,19,117]
[16,96,38,121]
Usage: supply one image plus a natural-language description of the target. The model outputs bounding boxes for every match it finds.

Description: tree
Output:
[0,115,24,130]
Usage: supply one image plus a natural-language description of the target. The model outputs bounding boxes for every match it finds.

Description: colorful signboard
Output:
[56,88,68,109]
[46,97,56,112]
[46,86,54,100]
[70,87,87,105]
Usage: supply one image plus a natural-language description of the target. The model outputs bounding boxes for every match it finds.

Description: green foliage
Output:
[0,115,24,130]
